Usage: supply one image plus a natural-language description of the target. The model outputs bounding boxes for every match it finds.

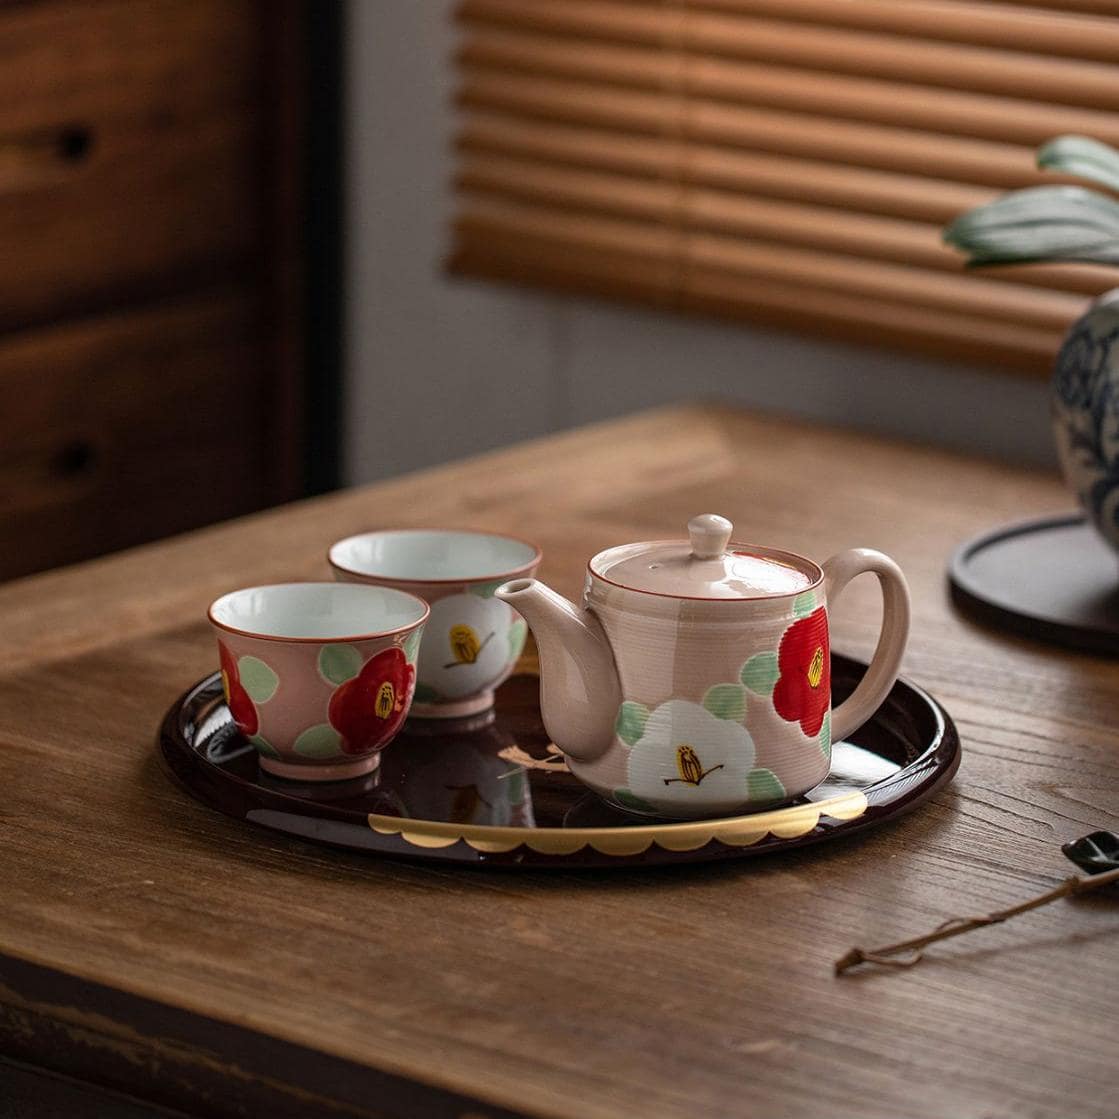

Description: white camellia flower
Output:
[625,699,757,816]
[420,592,514,699]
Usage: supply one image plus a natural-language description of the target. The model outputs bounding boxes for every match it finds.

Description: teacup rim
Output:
[327,527,543,586]
[208,582,430,644]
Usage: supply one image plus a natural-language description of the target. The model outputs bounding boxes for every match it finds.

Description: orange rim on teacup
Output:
[328,530,542,718]
[208,582,429,781]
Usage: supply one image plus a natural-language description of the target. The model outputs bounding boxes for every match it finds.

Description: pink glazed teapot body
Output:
[496,515,910,820]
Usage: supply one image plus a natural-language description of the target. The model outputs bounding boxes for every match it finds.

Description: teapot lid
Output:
[589,514,819,600]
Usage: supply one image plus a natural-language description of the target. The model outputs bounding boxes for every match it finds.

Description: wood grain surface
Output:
[1,405,1116,1119]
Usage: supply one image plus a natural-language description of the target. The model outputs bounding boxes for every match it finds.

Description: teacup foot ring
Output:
[410,690,495,720]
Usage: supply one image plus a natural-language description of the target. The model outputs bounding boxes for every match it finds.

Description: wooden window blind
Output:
[449,0,1119,373]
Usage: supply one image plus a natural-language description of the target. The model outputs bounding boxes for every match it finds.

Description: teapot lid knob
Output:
[688,513,733,560]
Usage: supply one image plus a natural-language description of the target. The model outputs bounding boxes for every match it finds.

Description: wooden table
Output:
[1,405,1115,1119]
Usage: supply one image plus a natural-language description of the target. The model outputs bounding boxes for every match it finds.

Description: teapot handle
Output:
[822,548,911,743]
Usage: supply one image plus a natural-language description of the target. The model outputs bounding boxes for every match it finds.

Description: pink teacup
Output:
[208,582,429,781]
[328,529,541,718]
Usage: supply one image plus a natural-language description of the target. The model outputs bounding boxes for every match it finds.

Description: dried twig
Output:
[835,864,1119,975]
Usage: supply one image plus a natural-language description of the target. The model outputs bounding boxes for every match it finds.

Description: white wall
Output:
[344,0,1057,486]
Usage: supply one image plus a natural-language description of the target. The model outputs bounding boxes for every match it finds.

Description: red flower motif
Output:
[772,607,830,737]
[328,647,415,755]
[219,642,258,736]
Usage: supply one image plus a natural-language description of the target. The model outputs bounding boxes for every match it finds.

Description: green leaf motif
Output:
[818,710,832,763]
[471,580,504,599]
[613,788,658,814]
[508,617,528,663]
[413,682,440,704]
[318,644,364,685]
[1038,134,1119,195]
[615,701,650,746]
[248,732,279,758]
[401,627,423,663]
[238,656,278,703]
[740,652,779,695]
[293,723,343,759]
[793,591,817,619]
[746,768,786,803]
[702,683,747,722]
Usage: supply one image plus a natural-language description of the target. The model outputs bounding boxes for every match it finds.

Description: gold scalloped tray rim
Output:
[368,788,868,856]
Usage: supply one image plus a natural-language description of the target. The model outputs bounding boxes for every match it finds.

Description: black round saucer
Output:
[949,513,1119,656]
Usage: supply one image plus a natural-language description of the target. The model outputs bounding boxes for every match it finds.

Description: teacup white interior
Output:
[330,530,538,582]
[210,583,427,639]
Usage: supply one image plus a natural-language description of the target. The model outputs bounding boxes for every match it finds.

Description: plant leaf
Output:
[943,186,1119,266]
[1038,135,1119,195]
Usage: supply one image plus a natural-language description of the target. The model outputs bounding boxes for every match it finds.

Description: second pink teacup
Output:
[329,530,541,718]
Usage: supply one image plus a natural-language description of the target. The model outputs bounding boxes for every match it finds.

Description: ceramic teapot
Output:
[495,515,910,820]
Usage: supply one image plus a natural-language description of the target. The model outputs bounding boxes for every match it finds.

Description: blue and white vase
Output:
[1052,290,1119,551]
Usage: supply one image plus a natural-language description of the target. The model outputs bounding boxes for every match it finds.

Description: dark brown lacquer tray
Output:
[158,654,959,869]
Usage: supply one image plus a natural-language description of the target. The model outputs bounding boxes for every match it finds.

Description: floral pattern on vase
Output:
[1052,295,1119,551]
[772,607,830,737]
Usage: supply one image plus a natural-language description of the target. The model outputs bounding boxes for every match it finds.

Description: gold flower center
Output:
[664,744,725,787]
[676,744,703,785]
[375,681,396,718]
[807,646,824,689]
[450,624,481,664]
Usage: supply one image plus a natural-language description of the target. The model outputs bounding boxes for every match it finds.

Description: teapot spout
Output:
[495,578,620,762]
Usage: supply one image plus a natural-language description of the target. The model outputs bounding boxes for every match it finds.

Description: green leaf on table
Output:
[702,683,747,722]
[318,644,363,685]
[615,701,650,746]
[238,656,279,703]
[1038,135,1119,195]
